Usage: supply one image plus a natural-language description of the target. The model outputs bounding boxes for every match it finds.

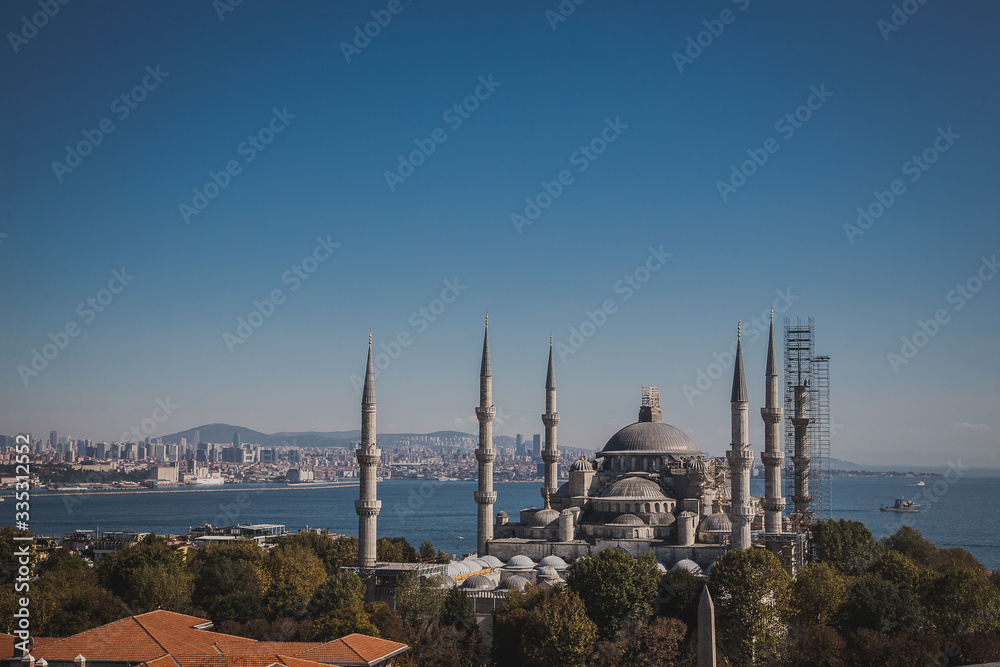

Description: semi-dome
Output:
[599,476,669,500]
[601,421,702,455]
[463,574,495,590]
[527,508,560,527]
[497,574,530,590]
[699,512,732,533]
[609,513,645,526]
[505,554,534,570]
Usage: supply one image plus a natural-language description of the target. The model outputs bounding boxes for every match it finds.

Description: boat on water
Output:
[915,481,925,486]
[187,477,225,486]
[880,497,920,512]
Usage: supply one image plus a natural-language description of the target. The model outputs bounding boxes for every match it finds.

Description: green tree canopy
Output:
[597,617,689,667]
[308,571,366,617]
[866,549,920,592]
[839,574,922,636]
[655,568,704,631]
[792,563,848,628]
[27,568,127,636]
[879,525,936,568]
[440,586,476,634]
[94,534,193,614]
[393,572,445,633]
[919,558,1000,635]
[709,547,792,666]
[311,605,379,641]
[810,519,877,575]
[279,530,349,574]
[262,544,327,620]
[565,549,660,639]
[0,525,36,585]
[376,536,417,563]
[190,540,266,623]
[492,586,597,667]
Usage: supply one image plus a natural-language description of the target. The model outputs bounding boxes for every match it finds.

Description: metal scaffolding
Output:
[783,318,833,523]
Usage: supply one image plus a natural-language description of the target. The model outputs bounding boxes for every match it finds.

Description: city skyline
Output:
[2,2,998,469]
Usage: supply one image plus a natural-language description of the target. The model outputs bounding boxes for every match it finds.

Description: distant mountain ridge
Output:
[158,423,474,448]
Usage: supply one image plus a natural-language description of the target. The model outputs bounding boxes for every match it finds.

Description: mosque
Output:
[353,313,809,583]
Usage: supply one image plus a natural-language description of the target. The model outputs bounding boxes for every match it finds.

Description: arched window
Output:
[644,503,651,513]
[642,458,648,471]
[654,503,660,513]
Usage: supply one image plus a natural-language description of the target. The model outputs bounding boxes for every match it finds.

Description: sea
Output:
[10,475,999,571]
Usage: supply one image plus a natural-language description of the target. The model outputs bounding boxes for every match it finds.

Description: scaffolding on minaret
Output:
[783,318,833,524]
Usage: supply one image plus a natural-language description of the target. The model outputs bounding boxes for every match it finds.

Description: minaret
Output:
[760,309,785,534]
[355,331,381,570]
[791,351,812,517]
[541,334,560,497]
[474,315,497,555]
[726,321,754,550]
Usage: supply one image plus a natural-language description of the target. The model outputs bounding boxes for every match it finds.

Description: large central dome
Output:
[600,421,702,455]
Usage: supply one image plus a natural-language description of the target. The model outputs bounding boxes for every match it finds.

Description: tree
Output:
[866,550,920,592]
[37,546,89,574]
[419,540,437,560]
[95,534,193,613]
[27,568,127,636]
[376,536,417,563]
[365,601,407,642]
[565,549,660,638]
[327,536,360,570]
[279,530,348,574]
[0,525,36,585]
[839,575,921,636]
[810,519,877,575]
[919,558,1000,634]
[655,568,704,632]
[492,586,597,667]
[709,547,792,666]
[262,544,326,620]
[791,563,848,628]
[879,525,936,568]
[440,586,476,634]
[393,571,444,633]
[190,540,266,623]
[311,605,379,641]
[778,626,846,667]
[597,617,689,667]
[308,571,366,617]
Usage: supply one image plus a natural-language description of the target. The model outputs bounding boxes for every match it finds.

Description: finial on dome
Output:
[543,486,551,510]
[770,306,773,324]
[368,329,372,347]
[738,319,741,340]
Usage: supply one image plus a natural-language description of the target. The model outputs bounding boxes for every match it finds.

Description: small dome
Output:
[430,573,456,588]
[538,555,568,570]
[527,508,560,527]
[505,554,535,570]
[497,574,530,590]
[496,511,508,519]
[463,574,495,590]
[468,558,489,570]
[699,513,732,533]
[656,561,668,573]
[609,513,645,526]
[570,457,593,472]
[600,477,669,501]
[481,555,503,569]
[672,559,703,575]
[445,562,465,577]
[538,565,560,579]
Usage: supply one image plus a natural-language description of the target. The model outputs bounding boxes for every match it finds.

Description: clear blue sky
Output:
[2,1,998,468]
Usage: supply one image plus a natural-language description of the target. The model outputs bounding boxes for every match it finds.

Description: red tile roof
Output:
[8,611,407,667]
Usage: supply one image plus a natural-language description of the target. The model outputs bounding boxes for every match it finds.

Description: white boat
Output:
[187,477,225,486]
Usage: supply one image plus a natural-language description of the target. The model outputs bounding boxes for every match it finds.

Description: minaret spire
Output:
[727,321,754,550]
[542,336,561,497]
[474,315,497,555]
[355,332,381,570]
[761,308,785,534]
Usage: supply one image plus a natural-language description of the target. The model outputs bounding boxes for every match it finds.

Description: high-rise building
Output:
[515,434,525,457]
[532,434,541,459]
[50,430,57,448]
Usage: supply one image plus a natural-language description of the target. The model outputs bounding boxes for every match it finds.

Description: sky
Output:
[1,1,998,468]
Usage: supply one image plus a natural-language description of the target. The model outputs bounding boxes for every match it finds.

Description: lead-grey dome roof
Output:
[599,476,669,500]
[600,421,702,455]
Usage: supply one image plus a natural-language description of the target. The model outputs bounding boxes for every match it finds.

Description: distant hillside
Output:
[159,424,475,448]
